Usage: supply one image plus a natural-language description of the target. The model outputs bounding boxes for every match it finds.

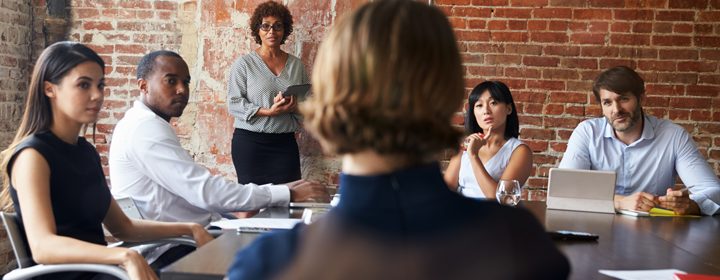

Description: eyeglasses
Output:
[259,23,284,32]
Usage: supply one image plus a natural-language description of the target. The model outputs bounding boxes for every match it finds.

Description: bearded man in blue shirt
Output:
[560,66,720,216]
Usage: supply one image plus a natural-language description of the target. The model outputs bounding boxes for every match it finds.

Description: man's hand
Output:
[189,223,214,247]
[287,179,330,202]
[657,187,700,215]
[614,192,657,212]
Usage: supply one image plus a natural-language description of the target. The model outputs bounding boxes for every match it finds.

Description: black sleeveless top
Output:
[7,131,112,280]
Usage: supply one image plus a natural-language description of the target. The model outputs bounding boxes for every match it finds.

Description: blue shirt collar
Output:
[602,114,655,143]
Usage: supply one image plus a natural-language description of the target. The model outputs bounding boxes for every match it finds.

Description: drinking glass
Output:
[496,179,522,206]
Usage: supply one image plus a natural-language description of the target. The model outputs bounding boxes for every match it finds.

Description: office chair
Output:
[1,211,198,280]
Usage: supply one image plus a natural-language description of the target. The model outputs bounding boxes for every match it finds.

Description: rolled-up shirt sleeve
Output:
[126,120,290,213]
[674,130,720,215]
[227,59,261,122]
[559,122,592,170]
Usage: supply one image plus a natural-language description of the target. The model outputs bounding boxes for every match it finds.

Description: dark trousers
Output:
[231,128,302,185]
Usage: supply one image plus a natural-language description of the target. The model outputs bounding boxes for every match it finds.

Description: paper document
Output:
[599,269,686,280]
[648,208,700,218]
[210,218,302,232]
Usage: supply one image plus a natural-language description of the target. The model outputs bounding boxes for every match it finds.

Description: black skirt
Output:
[231,128,301,185]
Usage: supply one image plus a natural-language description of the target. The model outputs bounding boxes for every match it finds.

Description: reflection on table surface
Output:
[161,202,720,280]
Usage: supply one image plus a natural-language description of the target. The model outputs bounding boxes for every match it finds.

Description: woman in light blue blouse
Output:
[226,1,308,185]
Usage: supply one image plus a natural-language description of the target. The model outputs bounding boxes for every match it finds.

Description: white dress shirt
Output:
[559,115,720,215]
[109,101,290,226]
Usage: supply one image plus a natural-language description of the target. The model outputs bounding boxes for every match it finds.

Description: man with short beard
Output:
[560,66,719,216]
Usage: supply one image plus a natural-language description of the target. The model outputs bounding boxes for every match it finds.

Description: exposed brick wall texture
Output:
[56,0,720,190]
[436,0,720,188]
[0,0,33,274]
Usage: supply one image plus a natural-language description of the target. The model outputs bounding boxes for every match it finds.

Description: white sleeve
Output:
[126,120,290,212]
[558,122,592,170]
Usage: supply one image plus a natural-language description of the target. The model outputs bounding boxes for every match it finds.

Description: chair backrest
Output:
[115,197,143,220]
[1,212,35,268]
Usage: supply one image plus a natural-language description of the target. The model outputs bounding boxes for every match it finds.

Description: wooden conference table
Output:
[160,202,720,279]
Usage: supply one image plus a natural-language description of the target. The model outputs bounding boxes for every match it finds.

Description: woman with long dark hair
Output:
[0,42,212,280]
[444,81,533,199]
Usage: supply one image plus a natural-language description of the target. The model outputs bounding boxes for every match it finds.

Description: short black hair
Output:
[136,50,183,80]
[592,66,645,102]
[466,81,520,139]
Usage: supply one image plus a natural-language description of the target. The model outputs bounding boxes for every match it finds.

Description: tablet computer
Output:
[547,168,616,214]
[282,84,311,98]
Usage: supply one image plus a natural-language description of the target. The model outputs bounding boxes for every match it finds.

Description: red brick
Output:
[528,20,548,30]
[656,11,696,21]
[646,84,683,96]
[677,61,718,73]
[468,19,486,29]
[466,43,504,53]
[488,20,508,30]
[614,9,655,20]
[544,116,581,128]
[82,21,113,30]
[570,33,606,45]
[652,35,692,46]
[74,8,99,18]
[581,46,618,57]
[508,20,528,30]
[528,80,565,90]
[611,22,631,32]
[565,105,586,116]
[653,22,673,33]
[550,92,587,103]
[668,0,708,9]
[485,54,522,65]
[467,66,504,76]
[644,96,670,107]
[589,0,625,7]
[686,85,720,97]
[611,34,650,45]
[525,140,549,152]
[86,44,114,54]
[437,0,472,4]
[588,22,609,32]
[549,0,587,7]
[599,58,637,69]
[637,60,676,71]
[119,1,152,9]
[547,20,568,30]
[699,123,720,134]
[494,8,533,18]
[673,23,693,33]
[115,44,147,54]
[699,74,720,84]
[670,97,711,109]
[510,0,549,6]
[690,111,713,122]
[694,24,714,34]
[454,7,493,17]
[490,31,528,42]
[534,7,572,18]
[519,115,544,126]
[462,54,484,64]
[700,50,720,61]
[669,110,690,120]
[551,142,568,152]
[573,9,613,20]
[514,91,548,102]
[695,36,720,48]
[506,67,542,78]
[456,30,491,41]
[569,22,588,31]
[505,44,543,55]
[542,69,580,80]
[561,58,598,69]
[521,128,556,139]
[659,49,698,60]
[545,45,580,56]
[521,103,544,114]
[530,32,568,43]
[698,11,720,21]
[155,1,177,10]
[524,56,560,67]
[632,22,653,33]
[625,0,668,8]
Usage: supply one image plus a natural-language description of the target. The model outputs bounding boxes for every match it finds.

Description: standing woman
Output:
[0,42,212,280]
[444,81,533,199]
[227,1,308,185]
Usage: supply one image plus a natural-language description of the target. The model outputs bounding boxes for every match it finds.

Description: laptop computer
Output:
[547,168,616,214]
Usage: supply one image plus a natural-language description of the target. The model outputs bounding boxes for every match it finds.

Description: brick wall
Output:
[437,0,720,187]
[0,0,33,273]
[64,0,720,190]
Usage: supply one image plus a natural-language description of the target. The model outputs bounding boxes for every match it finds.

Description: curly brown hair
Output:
[249,1,294,45]
[301,1,464,161]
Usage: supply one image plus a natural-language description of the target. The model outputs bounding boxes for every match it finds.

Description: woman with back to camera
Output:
[227,1,308,185]
[444,81,533,199]
[0,41,213,280]
[226,1,569,279]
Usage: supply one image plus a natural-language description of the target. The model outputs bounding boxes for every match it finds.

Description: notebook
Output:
[547,168,616,214]
[209,218,302,232]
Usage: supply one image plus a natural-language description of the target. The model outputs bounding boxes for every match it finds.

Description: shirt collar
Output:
[602,114,655,142]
